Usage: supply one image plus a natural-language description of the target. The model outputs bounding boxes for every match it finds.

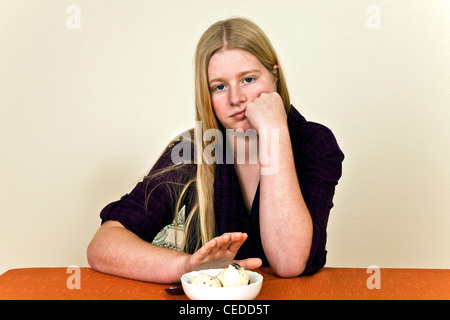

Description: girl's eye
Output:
[244,77,255,84]
[215,84,225,91]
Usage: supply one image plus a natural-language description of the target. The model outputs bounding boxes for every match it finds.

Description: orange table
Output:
[0,267,449,300]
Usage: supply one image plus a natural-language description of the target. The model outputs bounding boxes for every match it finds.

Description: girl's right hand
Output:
[183,232,262,273]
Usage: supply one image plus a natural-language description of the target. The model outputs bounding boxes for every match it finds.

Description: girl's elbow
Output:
[86,241,99,269]
[272,260,307,278]
[86,238,105,272]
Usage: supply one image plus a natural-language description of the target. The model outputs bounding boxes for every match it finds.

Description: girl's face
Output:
[207,49,277,132]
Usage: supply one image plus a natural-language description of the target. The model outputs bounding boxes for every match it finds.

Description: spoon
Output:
[164,283,184,295]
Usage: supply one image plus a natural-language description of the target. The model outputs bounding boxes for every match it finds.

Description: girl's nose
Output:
[229,86,246,106]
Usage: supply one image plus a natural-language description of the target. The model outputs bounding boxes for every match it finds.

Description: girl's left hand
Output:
[244,92,287,134]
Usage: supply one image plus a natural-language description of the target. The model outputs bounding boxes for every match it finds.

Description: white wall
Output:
[1,0,449,275]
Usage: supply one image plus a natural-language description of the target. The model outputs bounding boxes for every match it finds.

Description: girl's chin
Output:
[229,126,254,133]
[224,121,253,133]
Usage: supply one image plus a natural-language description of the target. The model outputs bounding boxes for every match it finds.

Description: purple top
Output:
[100,106,344,275]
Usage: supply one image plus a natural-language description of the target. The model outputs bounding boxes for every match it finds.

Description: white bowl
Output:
[181,268,263,300]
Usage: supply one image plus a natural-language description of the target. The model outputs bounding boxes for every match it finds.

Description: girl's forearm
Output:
[87,221,259,283]
[87,220,190,284]
[259,126,313,277]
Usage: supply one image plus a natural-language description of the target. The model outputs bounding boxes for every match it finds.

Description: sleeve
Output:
[99,145,184,243]
[296,124,344,276]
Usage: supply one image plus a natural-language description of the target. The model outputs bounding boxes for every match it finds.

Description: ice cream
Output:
[191,273,222,287]
[190,263,250,288]
[216,263,250,287]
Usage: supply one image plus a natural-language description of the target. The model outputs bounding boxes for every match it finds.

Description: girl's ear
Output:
[272,65,279,87]
[272,64,279,76]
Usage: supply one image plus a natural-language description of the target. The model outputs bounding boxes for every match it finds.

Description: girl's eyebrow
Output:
[208,69,261,85]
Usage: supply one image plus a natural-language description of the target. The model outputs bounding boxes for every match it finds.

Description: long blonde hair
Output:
[146,17,290,252]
